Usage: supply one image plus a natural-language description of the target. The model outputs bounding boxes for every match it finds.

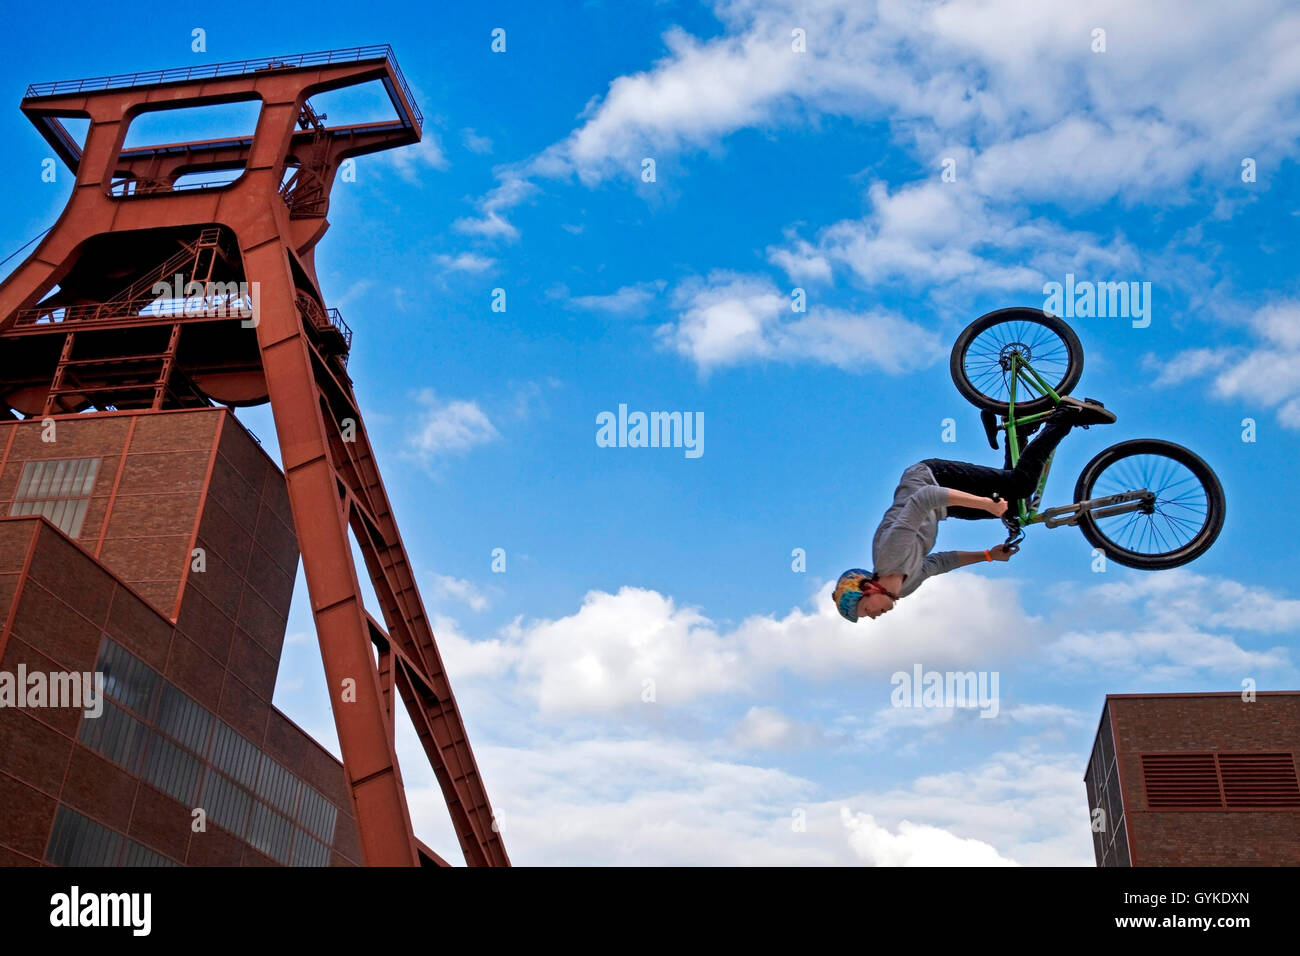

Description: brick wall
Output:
[1108,694,1300,865]
[0,408,360,866]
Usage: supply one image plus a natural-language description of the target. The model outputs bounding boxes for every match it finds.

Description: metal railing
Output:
[296,292,353,350]
[325,307,352,349]
[14,292,255,328]
[24,44,422,129]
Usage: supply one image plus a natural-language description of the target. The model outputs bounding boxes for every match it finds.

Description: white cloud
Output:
[1145,347,1232,387]
[434,252,497,274]
[453,174,536,241]
[406,390,501,464]
[433,573,1040,720]
[438,737,830,866]
[1001,704,1089,727]
[766,233,832,283]
[431,565,1298,732]
[458,0,1300,250]
[1043,570,1296,678]
[767,177,1146,296]
[843,746,1093,866]
[1209,301,1300,421]
[730,706,828,750]
[428,614,513,679]
[396,731,1090,865]
[461,128,494,154]
[430,574,489,612]
[386,132,449,182]
[1150,300,1300,429]
[569,281,665,317]
[661,271,944,373]
[509,586,749,716]
[842,810,1019,866]
[387,566,1299,865]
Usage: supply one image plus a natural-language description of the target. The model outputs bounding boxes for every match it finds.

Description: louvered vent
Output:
[1142,754,1221,808]
[1220,754,1300,808]
[1142,753,1300,810]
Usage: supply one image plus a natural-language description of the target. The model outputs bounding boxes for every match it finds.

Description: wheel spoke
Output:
[962,316,1075,404]
[1086,450,1214,557]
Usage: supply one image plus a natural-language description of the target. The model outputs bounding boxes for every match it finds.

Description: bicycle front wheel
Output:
[950,307,1084,415]
[1073,439,1225,570]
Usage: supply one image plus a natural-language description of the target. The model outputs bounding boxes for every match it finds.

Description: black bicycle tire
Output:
[1072,438,1226,570]
[950,307,1085,414]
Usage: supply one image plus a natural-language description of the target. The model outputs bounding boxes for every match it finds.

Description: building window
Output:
[201,767,253,838]
[97,638,161,721]
[142,732,203,805]
[248,802,293,864]
[45,806,179,867]
[78,700,151,776]
[72,636,345,867]
[8,457,100,537]
[156,683,213,755]
[121,840,181,867]
[297,784,339,844]
[256,752,301,817]
[45,806,124,866]
[291,831,332,867]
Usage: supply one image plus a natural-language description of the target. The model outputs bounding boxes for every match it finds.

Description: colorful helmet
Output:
[832,568,875,622]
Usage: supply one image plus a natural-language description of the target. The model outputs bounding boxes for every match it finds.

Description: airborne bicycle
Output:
[950,307,1225,570]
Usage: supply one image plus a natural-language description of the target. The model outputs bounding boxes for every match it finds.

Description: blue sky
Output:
[4,1,1299,865]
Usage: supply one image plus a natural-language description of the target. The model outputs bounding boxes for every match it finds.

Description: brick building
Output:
[0,406,362,866]
[1085,691,1300,866]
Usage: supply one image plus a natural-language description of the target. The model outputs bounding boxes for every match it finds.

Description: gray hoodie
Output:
[872,462,963,598]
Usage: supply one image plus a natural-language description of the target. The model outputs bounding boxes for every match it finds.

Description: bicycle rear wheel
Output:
[950,307,1084,414]
[1073,439,1225,570]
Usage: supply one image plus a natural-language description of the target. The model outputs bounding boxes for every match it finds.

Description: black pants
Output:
[921,415,1073,521]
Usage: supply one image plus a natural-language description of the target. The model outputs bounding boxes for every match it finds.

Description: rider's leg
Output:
[924,416,1073,514]
[1004,409,1076,499]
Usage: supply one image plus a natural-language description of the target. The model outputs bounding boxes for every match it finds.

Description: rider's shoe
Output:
[1052,396,1116,427]
[980,409,1000,450]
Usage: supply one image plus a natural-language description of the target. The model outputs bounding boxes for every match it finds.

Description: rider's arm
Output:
[893,484,951,530]
[928,549,1014,573]
[945,488,1002,514]
[922,550,964,577]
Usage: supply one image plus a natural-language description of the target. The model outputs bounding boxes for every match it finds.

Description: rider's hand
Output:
[987,496,1008,518]
[989,544,1015,561]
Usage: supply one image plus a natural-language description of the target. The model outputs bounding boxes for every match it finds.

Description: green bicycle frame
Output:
[1001,352,1157,535]
[1004,353,1062,527]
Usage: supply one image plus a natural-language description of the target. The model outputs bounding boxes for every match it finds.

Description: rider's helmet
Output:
[832,569,876,622]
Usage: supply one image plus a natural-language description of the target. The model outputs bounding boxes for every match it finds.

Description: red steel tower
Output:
[0,47,508,866]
